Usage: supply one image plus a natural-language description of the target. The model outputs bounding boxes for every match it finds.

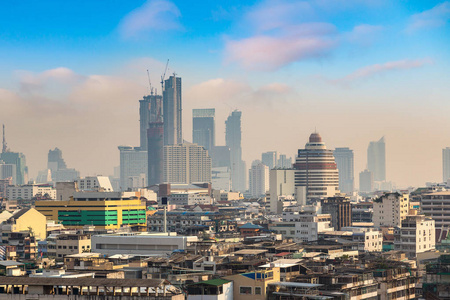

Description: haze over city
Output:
[0,0,449,187]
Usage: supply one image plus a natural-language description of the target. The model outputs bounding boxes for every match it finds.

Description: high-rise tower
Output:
[147,121,164,186]
[192,108,215,151]
[139,94,162,150]
[225,110,246,192]
[443,147,450,182]
[294,132,339,201]
[333,147,354,194]
[163,75,182,145]
[367,137,386,182]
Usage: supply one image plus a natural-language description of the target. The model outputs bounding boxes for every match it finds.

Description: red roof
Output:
[274,252,292,257]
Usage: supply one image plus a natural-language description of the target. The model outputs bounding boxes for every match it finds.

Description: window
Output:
[240,287,252,294]
[255,287,262,295]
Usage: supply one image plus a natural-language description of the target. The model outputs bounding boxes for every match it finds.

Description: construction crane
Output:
[160,59,169,94]
[2,124,7,153]
[146,69,154,95]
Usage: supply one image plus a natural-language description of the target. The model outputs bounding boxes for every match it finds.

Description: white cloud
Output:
[118,0,182,38]
[332,58,432,84]
[347,24,384,46]
[16,67,84,93]
[407,1,450,32]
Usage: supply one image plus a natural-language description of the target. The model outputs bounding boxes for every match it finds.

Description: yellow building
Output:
[35,191,146,230]
[223,268,280,300]
[1,208,47,240]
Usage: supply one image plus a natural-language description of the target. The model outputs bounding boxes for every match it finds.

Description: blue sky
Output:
[0,0,449,187]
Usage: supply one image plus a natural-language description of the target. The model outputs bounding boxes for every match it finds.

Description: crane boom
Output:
[160,59,169,94]
[146,69,153,95]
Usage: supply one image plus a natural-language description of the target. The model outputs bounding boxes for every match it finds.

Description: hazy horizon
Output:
[0,0,449,188]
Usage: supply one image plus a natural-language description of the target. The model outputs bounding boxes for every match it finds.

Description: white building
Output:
[212,166,231,191]
[0,160,16,185]
[164,143,212,184]
[270,211,333,242]
[249,160,269,197]
[76,176,114,192]
[269,169,296,214]
[6,184,56,200]
[373,193,409,228]
[168,193,212,206]
[342,227,383,252]
[118,146,147,191]
[394,213,435,259]
[91,232,198,256]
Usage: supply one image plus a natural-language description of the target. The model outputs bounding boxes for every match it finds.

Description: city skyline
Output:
[0,0,449,187]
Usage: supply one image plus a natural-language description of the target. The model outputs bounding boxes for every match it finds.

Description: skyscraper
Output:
[277,154,292,169]
[225,110,246,192]
[443,147,450,182]
[147,122,164,186]
[192,108,215,151]
[47,148,79,182]
[0,125,28,185]
[249,160,269,197]
[118,146,147,191]
[163,143,211,184]
[333,147,354,194]
[139,94,162,150]
[294,132,339,201]
[163,75,182,145]
[261,151,277,170]
[367,137,386,182]
[359,169,374,193]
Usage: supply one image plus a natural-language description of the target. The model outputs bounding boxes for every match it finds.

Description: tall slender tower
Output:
[225,110,246,192]
[367,137,386,182]
[163,75,182,145]
[333,147,354,194]
[2,124,7,153]
[139,94,163,150]
[443,147,450,182]
[192,108,215,151]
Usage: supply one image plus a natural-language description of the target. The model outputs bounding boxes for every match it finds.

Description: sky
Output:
[0,0,449,188]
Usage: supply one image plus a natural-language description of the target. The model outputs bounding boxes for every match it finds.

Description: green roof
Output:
[191,279,231,286]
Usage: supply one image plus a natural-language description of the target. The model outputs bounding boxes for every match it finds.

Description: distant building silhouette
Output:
[261,151,277,170]
[249,160,269,197]
[225,110,246,192]
[118,146,147,191]
[334,147,354,194]
[163,75,182,145]
[443,147,450,182]
[359,169,374,193]
[147,122,164,186]
[47,148,79,183]
[367,137,386,181]
[192,108,215,151]
[277,154,292,168]
[139,94,162,150]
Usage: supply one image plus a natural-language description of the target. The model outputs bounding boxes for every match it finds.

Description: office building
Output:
[139,94,162,150]
[277,154,292,168]
[359,169,374,193]
[163,143,211,184]
[76,176,113,192]
[0,152,27,185]
[163,75,182,145]
[6,184,56,200]
[248,160,269,197]
[118,146,147,191]
[394,213,435,259]
[421,191,450,242]
[212,167,231,191]
[367,137,386,181]
[192,108,215,151]
[321,196,352,230]
[261,151,277,170]
[443,147,450,182]
[47,148,79,183]
[210,146,231,168]
[333,147,354,194]
[225,110,246,192]
[269,169,296,214]
[35,191,146,230]
[373,193,409,228]
[0,160,16,184]
[147,121,164,186]
[294,132,339,202]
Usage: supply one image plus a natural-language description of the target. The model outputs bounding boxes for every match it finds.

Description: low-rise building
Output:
[223,268,280,300]
[55,234,91,260]
[6,184,56,200]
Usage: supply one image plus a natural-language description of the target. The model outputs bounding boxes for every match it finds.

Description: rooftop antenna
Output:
[2,124,7,153]
[160,59,169,95]
[146,69,154,95]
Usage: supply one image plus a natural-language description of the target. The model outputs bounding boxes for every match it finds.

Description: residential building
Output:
[91,232,198,256]
[421,191,450,242]
[226,110,246,192]
[394,212,435,259]
[167,193,212,206]
[351,202,373,223]
[192,108,215,151]
[35,191,146,230]
[269,168,296,214]
[249,160,269,197]
[261,151,277,170]
[55,234,91,260]
[76,176,113,192]
[118,146,147,191]
[164,142,212,184]
[6,183,56,200]
[163,75,182,145]
[223,268,280,300]
[333,147,354,194]
[367,136,386,181]
[294,132,339,202]
[341,227,383,252]
[321,196,352,230]
[0,178,11,198]
[359,169,374,193]
[373,193,410,228]
[187,279,233,300]
[0,208,47,240]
